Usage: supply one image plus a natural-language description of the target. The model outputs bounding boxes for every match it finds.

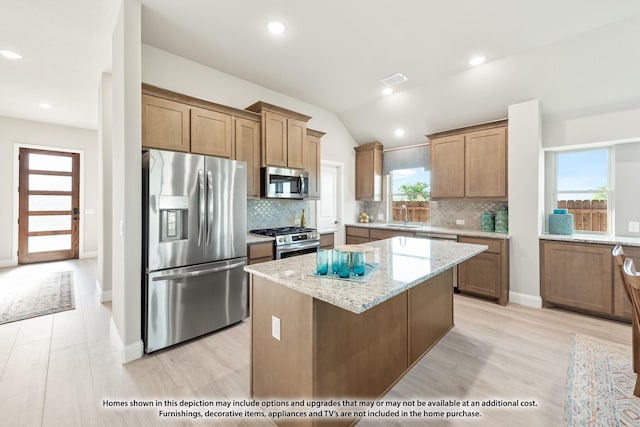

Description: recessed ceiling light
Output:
[1,50,22,60]
[469,56,486,66]
[395,129,405,137]
[380,73,408,87]
[39,103,52,109]
[267,21,286,34]
[382,87,393,96]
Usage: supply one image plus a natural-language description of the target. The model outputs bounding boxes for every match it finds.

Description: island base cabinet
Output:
[250,271,454,427]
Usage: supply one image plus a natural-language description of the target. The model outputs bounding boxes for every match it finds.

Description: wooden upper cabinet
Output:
[429,135,465,198]
[305,129,324,199]
[465,127,507,198]
[355,142,383,201]
[428,120,508,200]
[190,106,233,158]
[142,94,190,152]
[287,118,306,169]
[263,111,288,167]
[234,117,261,199]
[245,101,311,168]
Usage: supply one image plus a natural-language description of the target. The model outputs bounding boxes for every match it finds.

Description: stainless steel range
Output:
[250,227,320,259]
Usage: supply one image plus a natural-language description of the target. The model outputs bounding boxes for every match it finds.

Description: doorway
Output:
[18,148,80,264]
[318,161,342,233]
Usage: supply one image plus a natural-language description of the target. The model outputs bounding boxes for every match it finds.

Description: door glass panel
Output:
[29,154,72,172]
[28,195,72,211]
[28,234,71,252]
[29,174,72,191]
[28,215,72,232]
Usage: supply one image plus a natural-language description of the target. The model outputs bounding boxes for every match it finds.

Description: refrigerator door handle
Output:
[151,261,247,281]
[206,170,213,245]
[198,169,205,246]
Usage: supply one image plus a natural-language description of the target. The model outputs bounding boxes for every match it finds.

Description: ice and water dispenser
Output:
[158,195,189,241]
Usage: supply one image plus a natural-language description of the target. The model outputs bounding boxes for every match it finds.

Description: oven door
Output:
[276,240,320,259]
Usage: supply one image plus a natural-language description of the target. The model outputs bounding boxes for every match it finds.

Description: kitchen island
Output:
[244,237,487,426]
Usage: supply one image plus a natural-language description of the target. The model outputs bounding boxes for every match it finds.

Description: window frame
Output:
[385,167,431,225]
[550,146,614,235]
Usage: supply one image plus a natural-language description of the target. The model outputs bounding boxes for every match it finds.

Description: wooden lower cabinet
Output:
[319,232,334,250]
[345,226,370,244]
[540,240,631,322]
[247,241,274,265]
[458,236,509,305]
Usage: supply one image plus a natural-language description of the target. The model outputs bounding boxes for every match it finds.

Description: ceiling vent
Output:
[379,73,407,86]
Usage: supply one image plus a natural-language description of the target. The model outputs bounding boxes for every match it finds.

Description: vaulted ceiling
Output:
[2,1,639,147]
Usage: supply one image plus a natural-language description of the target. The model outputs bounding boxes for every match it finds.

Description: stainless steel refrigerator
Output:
[142,149,248,353]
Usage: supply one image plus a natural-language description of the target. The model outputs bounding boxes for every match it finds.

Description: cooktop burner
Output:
[250,227,317,237]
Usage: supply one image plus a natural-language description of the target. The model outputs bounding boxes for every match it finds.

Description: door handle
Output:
[72,207,79,221]
[152,261,246,281]
[198,170,205,246]
[206,170,213,245]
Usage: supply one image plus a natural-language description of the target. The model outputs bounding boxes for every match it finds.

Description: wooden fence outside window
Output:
[557,199,607,232]
[391,201,430,223]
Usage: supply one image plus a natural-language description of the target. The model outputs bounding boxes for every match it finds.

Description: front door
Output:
[18,148,80,264]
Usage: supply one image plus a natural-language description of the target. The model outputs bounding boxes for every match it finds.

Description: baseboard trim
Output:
[509,291,542,308]
[96,279,112,302]
[80,251,98,259]
[0,259,17,268]
[109,317,144,364]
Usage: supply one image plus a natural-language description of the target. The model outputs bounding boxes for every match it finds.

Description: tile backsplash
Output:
[429,200,508,230]
[247,199,313,230]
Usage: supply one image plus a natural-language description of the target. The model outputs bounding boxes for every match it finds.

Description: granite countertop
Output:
[346,222,510,240]
[247,233,275,244]
[540,233,640,248]
[244,237,487,314]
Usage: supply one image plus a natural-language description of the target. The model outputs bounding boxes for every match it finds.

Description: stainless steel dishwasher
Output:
[415,232,460,292]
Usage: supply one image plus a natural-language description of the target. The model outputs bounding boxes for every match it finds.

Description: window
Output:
[554,148,611,233]
[388,167,430,223]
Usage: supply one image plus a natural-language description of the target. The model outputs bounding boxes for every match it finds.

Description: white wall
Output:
[508,100,543,307]
[0,116,98,267]
[98,73,113,301]
[141,44,359,245]
[112,0,143,363]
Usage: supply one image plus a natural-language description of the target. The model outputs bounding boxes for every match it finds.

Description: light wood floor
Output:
[0,259,632,426]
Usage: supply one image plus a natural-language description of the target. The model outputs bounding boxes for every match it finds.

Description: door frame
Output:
[12,143,86,265]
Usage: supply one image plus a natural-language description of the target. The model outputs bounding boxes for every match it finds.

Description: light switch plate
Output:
[629,221,640,233]
[271,315,281,341]
[456,219,465,225]
[377,213,384,221]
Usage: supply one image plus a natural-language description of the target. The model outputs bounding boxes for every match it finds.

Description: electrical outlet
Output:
[629,221,640,233]
[456,219,465,226]
[377,213,384,221]
[271,315,281,341]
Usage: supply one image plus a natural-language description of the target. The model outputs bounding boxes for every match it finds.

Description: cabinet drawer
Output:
[459,236,502,253]
[248,242,274,260]
[370,228,414,241]
[346,227,370,238]
[346,236,370,245]
[320,233,335,249]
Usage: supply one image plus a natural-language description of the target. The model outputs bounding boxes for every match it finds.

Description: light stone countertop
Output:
[345,222,510,240]
[246,233,274,244]
[539,233,640,248]
[244,237,487,314]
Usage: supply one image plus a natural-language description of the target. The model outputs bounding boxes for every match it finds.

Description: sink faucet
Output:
[400,204,408,227]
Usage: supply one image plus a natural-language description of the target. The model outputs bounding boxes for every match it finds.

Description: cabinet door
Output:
[458,252,501,298]
[263,111,288,167]
[142,94,190,152]
[355,148,382,201]
[465,127,507,199]
[287,118,306,169]
[541,241,612,314]
[304,133,321,199]
[234,118,261,199]
[190,107,233,157]
[430,135,465,198]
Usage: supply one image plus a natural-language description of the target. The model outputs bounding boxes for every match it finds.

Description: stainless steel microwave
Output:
[261,166,309,199]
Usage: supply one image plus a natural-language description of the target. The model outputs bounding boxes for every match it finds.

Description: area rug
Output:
[564,333,640,426]
[0,271,75,324]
